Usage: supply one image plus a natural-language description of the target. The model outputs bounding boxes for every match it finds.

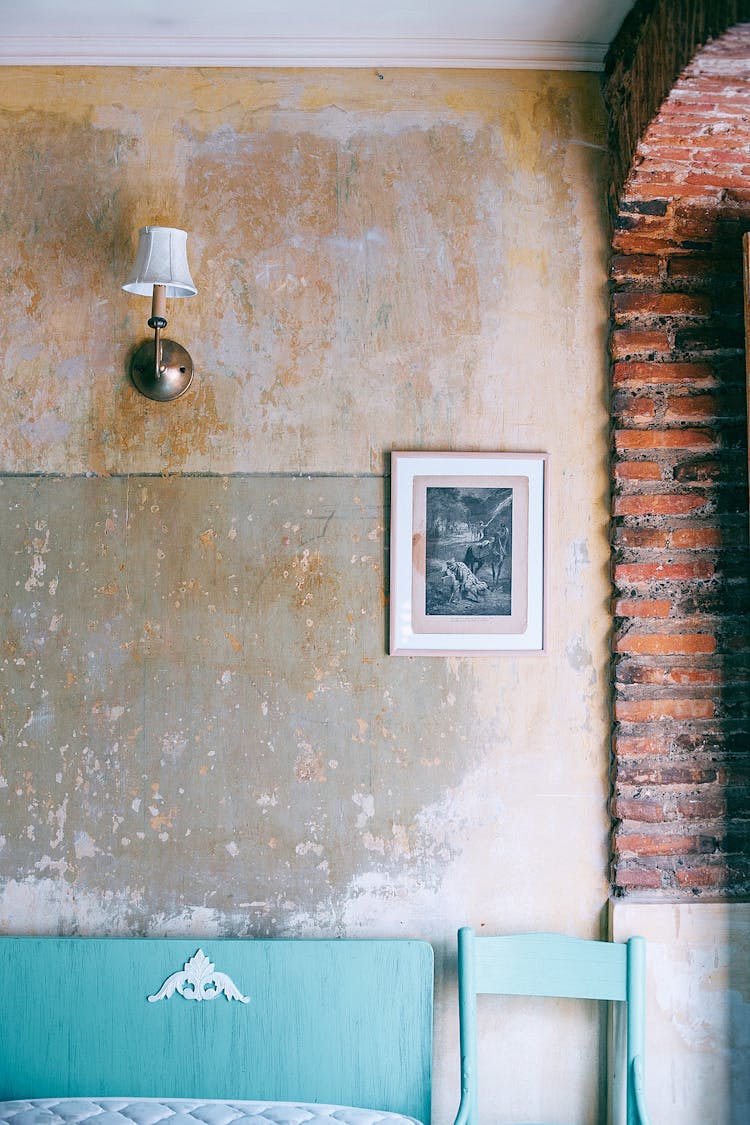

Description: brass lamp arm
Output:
[147,283,168,382]
[130,281,194,401]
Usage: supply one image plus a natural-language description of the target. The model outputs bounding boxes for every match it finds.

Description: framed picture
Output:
[389,452,547,655]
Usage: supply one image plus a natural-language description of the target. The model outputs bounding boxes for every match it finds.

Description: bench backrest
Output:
[0,936,433,1122]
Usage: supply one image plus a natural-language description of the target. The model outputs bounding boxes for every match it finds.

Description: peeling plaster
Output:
[0,477,501,916]
[0,68,607,477]
[1,473,609,939]
[612,903,750,1125]
[0,66,612,1125]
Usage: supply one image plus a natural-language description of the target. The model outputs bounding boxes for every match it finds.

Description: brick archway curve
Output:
[603,1,750,898]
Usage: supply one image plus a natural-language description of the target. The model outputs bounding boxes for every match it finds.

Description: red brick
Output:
[674,794,727,819]
[616,461,662,481]
[614,697,715,720]
[670,527,722,548]
[675,865,728,888]
[614,561,714,583]
[614,428,714,450]
[615,833,715,856]
[611,254,661,279]
[623,180,724,201]
[643,124,710,140]
[616,398,657,423]
[691,147,750,166]
[696,142,750,160]
[615,659,659,684]
[607,24,750,904]
[612,796,665,822]
[615,631,716,655]
[612,360,714,385]
[669,132,750,149]
[673,459,722,483]
[668,667,724,685]
[612,233,677,256]
[670,217,718,240]
[611,328,672,358]
[614,598,672,618]
[618,764,719,786]
[613,528,670,548]
[614,866,663,889]
[666,256,723,279]
[613,292,711,318]
[614,494,706,516]
[684,161,750,181]
[674,76,749,93]
[686,169,750,187]
[666,98,748,115]
[636,145,698,162]
[672,197,730,219]
[632,159,688,178]
[615,663,723,686]
[665,395,719,421]
[614,735,671,756]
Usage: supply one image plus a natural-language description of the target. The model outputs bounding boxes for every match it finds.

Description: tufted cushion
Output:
[0,1102,423,1125]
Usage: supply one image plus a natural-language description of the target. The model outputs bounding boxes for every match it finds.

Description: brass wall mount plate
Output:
[130,338,194,401]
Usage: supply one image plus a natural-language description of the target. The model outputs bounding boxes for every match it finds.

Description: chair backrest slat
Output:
[473,932,628,1001]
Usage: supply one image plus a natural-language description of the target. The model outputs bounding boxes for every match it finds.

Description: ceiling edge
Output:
[0,36,608,71]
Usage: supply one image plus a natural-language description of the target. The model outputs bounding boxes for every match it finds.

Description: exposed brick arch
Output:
[604,4,750,897]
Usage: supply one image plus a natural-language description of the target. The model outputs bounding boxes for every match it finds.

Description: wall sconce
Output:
[122,226,197,401]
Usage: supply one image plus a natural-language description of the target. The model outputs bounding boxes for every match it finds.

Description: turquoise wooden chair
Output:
[453,927,652,1125]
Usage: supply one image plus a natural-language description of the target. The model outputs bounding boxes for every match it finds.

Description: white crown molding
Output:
[0,36,608,71]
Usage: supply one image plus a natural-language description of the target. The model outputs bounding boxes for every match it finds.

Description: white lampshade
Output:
[122,226,197,298]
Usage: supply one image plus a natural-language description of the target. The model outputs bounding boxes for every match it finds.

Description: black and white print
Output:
[424,486,512,616]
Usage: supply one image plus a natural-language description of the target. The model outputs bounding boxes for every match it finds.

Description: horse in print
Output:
[464,530,507,589]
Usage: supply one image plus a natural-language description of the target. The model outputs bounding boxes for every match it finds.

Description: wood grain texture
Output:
[453,927,649,1125]
[0,937,433,1120]
[473,931,628,1001]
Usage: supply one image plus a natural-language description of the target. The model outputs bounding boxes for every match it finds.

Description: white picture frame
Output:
[389,452,548,655]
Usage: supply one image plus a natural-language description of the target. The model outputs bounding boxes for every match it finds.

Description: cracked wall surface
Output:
[0,68,611,1125]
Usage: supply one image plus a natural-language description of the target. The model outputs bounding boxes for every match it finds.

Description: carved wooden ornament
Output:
[148,948,250,1003]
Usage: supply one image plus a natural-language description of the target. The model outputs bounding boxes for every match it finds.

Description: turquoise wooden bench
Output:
[453,927,652,1125]
[0,937,433,1124]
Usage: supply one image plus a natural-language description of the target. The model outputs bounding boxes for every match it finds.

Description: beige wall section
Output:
[0,68,607,477]
[612,902,750,1125]
[0,69,612,1124]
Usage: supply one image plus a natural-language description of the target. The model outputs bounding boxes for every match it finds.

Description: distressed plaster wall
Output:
[612,901,750,1125]
[0,69,611,1124]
